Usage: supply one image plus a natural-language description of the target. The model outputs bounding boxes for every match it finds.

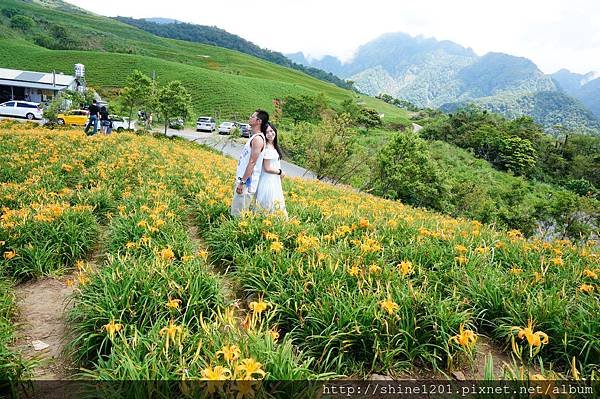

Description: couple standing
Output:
[231,109,287,217]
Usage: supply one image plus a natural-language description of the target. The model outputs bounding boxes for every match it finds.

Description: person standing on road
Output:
[84,99,99,135]
[230,109,268,217]
[99,105,110,134]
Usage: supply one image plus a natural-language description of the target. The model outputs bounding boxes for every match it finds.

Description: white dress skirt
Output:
[255,147,287,214]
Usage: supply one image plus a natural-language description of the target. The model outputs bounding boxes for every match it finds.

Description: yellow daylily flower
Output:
[583,269,597,279]
[510,267,524,275]
[455,255,468,265]
[579,284,594,294]
[511,320,549,347]
[398,260,413,276]
[197,249,209,260]
[217,344,241,363]
[159,246,175,261]
[379,298,399,315]
[368,263,381,274]
[347,265,360,277]
[166,298,181,309]
[249,296,270,315]
[454,244,468,254]
[264,232,278,241]
[270,240,283,253]
[550,257,564,266]
[160,319,183,353]
[449,323,477,350]
[201,366,231,393]
[236,358,266,379]
[102,320,123,339]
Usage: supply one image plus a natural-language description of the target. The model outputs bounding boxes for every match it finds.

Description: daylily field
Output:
[0,124,598,395]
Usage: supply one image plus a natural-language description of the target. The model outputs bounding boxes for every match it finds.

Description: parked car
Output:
[0,100,43,120]
[169,118,184,129]
[109,115,136,132]
[196,116,216,132]
[239,123,251,138]
[218,121,238,135]
[56,109,89,126]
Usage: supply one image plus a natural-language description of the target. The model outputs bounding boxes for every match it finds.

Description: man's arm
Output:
[241,136,264,180]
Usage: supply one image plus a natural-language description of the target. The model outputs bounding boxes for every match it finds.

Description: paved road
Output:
[165,128,317,179]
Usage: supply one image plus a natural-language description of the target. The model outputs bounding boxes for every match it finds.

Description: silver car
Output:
[218,121,238,135]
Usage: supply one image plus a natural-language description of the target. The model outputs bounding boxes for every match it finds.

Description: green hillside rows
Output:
[0,0,409,123]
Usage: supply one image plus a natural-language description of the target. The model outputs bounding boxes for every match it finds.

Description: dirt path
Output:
[12,277,74,379]
[11,228,107,380]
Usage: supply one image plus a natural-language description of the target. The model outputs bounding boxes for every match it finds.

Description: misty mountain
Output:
[143,17,183,25]
[551,69,600,118]
[289,33,599,134]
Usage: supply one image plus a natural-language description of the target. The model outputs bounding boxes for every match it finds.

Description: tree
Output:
[282,94,326,124]
[155,81,192,135]
[370,132,449,210]
[305,114,360,182]
[356,108,382,131]
[121,70,155,129]
[497,136,537,176]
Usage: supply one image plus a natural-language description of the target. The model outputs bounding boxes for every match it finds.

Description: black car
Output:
[239,123,251,138]
[169,118,184,129]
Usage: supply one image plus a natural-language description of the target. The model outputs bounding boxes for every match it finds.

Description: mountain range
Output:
[288,33,600,135]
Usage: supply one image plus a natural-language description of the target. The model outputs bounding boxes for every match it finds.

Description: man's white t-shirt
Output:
[235,132,265,194]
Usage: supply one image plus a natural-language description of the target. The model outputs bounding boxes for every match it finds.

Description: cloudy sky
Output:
[66,0,599,74]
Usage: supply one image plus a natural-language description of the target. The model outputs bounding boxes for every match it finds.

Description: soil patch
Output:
[12,278,74,379]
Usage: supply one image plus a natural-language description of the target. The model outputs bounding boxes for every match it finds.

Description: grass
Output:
[0,279,29,383]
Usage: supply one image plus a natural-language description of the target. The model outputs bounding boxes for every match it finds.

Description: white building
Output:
[0,67,81,103]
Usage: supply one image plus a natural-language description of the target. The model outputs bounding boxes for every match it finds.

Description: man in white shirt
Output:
[230,109,268,216]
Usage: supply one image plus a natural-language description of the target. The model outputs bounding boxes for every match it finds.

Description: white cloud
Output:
[66,0,599,74]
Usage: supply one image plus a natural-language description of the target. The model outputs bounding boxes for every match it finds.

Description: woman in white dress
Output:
[255,123,287,216]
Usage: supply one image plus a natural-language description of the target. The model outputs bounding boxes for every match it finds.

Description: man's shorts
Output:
[230,181,255,217]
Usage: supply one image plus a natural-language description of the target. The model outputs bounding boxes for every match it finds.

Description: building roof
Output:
[0,67,77,88]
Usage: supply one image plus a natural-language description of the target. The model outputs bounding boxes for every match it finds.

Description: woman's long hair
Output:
[268,123,283,160]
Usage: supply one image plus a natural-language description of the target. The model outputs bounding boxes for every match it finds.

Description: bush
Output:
[10,15,34,31]
[369,132,449,210]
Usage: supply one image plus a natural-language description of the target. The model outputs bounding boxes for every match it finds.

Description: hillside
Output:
[0,0,409,123]
[114,16,355,91]
[289,33,600,134]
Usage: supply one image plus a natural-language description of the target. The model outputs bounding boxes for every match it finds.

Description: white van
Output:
[196,116,216,132]
[0,101,43,120]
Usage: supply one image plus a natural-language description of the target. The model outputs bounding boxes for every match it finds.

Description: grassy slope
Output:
[0,0,408,123]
